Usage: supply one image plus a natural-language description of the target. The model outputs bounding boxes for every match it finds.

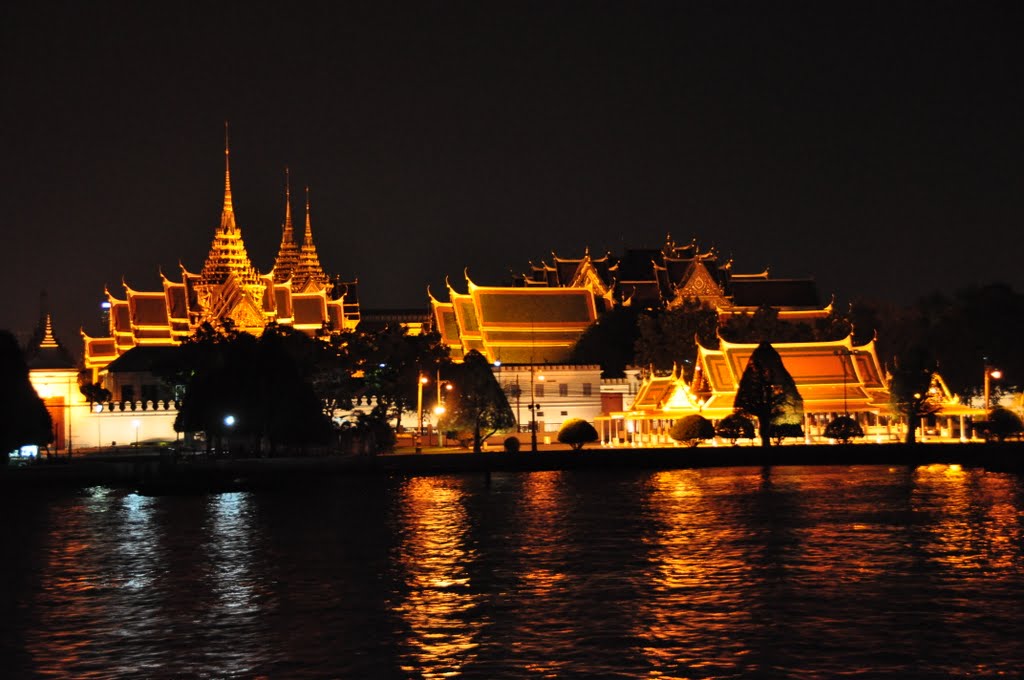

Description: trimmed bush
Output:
[716,413,755,444]
[974,408,1024,442]
[557,418,599,451]
[770,423,805,445]
[824,415,864,443]
[716,413,757,446]
[503,436,521,453]
[669,415,715,447]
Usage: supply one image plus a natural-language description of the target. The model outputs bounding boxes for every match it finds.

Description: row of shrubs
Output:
[501,408,1024,452]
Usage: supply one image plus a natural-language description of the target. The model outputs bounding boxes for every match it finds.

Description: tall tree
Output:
[733,341,804,448]
[361,325,450,430]
[569,306,641,378]
[888,346,941,445]
[438,350,515,453]
[0,330,53,460]
[634,299,718,378]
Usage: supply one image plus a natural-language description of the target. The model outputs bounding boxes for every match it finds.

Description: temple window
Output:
[559,383,568,397]
[582,383,592,396]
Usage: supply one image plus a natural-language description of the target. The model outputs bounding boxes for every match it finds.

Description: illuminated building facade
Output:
[83,139,360,378]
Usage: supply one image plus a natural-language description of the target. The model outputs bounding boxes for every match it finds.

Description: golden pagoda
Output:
[271,168,300,284]
[82,129,360,378]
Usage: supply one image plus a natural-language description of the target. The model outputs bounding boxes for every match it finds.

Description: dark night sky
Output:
[2,1,1021,354]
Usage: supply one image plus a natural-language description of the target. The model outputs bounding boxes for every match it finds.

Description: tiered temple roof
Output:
[516,236,830,319]
[431,274,598,364]
[82,132,359,376]
[291,188,331,292]
[434,236,832,365]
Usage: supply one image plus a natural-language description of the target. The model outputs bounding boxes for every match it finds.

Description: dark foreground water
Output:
[2,464,1023,678]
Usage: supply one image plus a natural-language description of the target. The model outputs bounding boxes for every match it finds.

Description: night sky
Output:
[2,1,1021,354]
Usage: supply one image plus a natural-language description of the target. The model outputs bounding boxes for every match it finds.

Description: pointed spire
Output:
[40,314,59,348]
[303,186,314,246]
[220,121,236,232]
[284,167,294,239]
[292,186,329,290]
[200,125,261,290]
[272,167,300,283]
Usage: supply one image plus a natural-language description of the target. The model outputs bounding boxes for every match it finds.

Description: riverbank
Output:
[3,442,1023,493]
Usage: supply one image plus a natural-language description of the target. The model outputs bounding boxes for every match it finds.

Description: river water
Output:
[2,464,1023,678]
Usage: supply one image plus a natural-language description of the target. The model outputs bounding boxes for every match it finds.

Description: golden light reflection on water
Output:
[637,469,763,675]
[913,464,1023,573]
[205,492,259,615]
[393,476,482,679]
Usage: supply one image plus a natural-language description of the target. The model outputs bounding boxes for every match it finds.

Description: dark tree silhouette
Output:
[634,299,718,378]
[0,330,53,461]
[888,347,941,445]
[569,306,641,378]
[973,407,1023,442]
[557,418,599,451]
[360,325,450,430]
[733,341,804,448]
[438,350,515,452]
[169,324,333,455]
[824,415,864,443]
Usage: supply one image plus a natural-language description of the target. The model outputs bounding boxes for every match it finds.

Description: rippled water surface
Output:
[3,464,1024,678]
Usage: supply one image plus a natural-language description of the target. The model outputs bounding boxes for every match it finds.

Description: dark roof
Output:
[105,345,181,373]
[25,345,76,370]
[613,249,660,281]
[728,278,821,308]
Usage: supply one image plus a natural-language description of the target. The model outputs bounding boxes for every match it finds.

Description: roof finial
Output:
[284,166,293,238]
[303,186,313,245]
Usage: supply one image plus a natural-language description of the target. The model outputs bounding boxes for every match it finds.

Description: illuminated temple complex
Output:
[432,237,977,440]
[432,237,831,365]
[83,144,359,376]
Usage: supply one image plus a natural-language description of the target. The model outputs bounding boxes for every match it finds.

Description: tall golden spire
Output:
[221,121,236,232]
[272,167,300,283]
[293,186,329,290]
[200,125,261,290]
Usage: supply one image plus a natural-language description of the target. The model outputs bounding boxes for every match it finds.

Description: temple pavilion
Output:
[432,237,831,365]
[83,139,359,379]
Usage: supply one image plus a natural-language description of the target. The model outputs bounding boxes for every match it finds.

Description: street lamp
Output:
[416,374,428,453]
[529,369,544,452]
[984,363,1002,411]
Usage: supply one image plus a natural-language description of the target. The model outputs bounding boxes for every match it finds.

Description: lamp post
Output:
[94,402,103,451]
[132,419,140,449]
[528,369,545,451]
[416,374,428,453]
[435,373,452,447]
[529,365,538,452]
[984,363,1002,411]
[834,348,851,417]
